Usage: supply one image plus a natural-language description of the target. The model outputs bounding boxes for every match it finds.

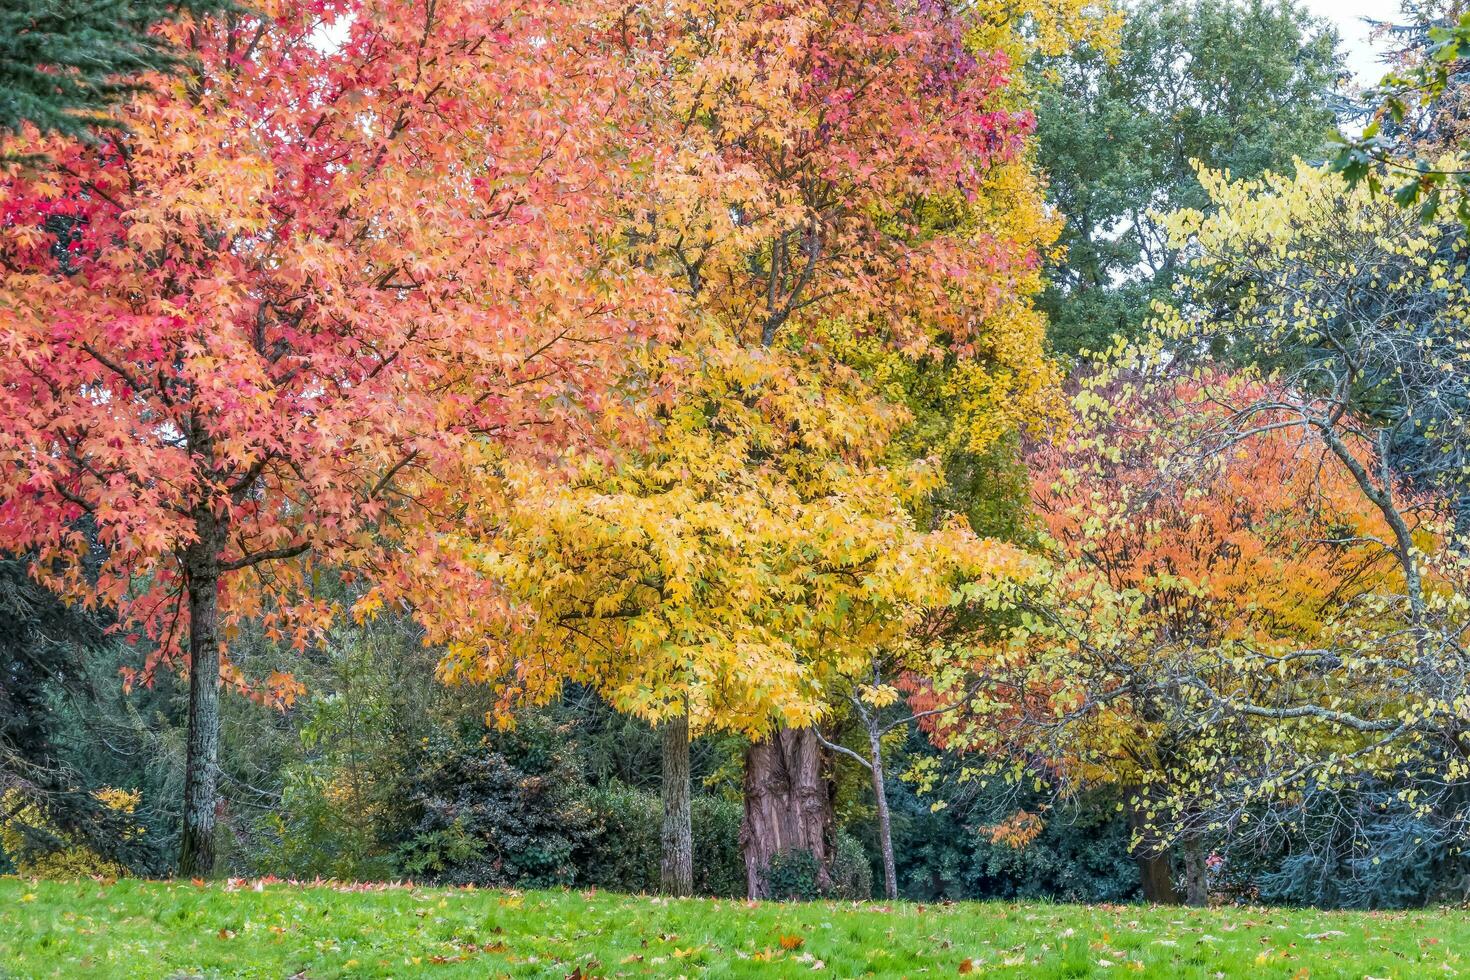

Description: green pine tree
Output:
[1,0,231,143]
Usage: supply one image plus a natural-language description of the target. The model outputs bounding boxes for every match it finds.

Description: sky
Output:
[1301,0,1401,86]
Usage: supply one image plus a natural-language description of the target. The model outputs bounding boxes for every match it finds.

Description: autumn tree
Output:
[414,0,1100,897]
[626,0,1091,899]
[925,370,1400,904]
[1134,164,1470,875]
[938,162,1470,903]
[417,334,1026,896]
[0,0,654,874]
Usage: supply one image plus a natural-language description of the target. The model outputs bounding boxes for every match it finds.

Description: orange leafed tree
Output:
[0,0,658,874]
[919,371,1402,903]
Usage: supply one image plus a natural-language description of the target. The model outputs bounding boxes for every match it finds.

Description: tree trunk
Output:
[178,557,222,878]
[1125,793,1179,905]
[177,500,228,879]
[660,714,693,896]
[867,730,897,900]
[1181,835,1209,907]
[741,726,834,899]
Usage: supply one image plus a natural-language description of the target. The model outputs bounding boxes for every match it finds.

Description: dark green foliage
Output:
[391,720,596,888]
[1226,786,1470,909]
[1034,0,1343,357]
[970,806,1140,903]
[761,836,873,901]
[690,794,747,897]
[886,788,1140,904]
[232,629,750,894]
[22,580,1465,908]
[0,554,160,874]
[0,0,231,143]
[857,736,1140,903]
[830,831,875,900]
[387,725,749,895]
[764,849,826,900]
[1,556,100,779]
[579,784,661,893]
[579,785,747,897]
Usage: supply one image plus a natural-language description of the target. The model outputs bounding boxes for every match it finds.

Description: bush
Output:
[580,783,747,896]
[391,724,597,888]
[692,795,747,897]
[250,766,397,882]
[763,832,873,901]
[831,830,874,899]
[581,784,660,893]
[887,778,1139,903]
[765,849,825,900]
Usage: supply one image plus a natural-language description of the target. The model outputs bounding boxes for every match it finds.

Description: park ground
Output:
[3,877,1469,978]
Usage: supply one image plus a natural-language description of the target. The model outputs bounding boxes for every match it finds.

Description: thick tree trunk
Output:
[867,730,897,900]
[1125,794,1179,905]
[741,726,834,899]
[178,562,222,877]
[660,714,694,896]
[1181,835,1209,907]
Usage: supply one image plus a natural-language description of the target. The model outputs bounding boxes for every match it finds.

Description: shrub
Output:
[390,724,598,887]
[250,766,396,882]
[764,831,873,901]
[831,830,874,899]
[581,784,660,893]
[886,779,1139,903]
[691,795,747,897]
[580,783,747,897]
[766,848,825,900]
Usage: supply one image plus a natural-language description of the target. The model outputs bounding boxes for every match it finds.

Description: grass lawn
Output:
[1,876,1466,978]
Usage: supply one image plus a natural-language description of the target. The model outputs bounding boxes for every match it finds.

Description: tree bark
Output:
[741,726,834,899]
[1181,835,1209,907]
[660,714,694,896]
[867,729,897,900]
[1125,793,1179,905]
[178,538,223,878]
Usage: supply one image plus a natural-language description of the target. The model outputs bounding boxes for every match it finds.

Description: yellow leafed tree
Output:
[399,0,1109,897]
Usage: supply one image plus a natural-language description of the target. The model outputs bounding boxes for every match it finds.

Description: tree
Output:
[0,552,147,870]
[0,0,654,874]
[1332,5,1470,225]
[630,0,1089,899]
[924,370,1399,904]
[1133,163,1470,874]
[1034,0,1343,356]
[415,0,1100,897]
[421,335,1024,895]
[0,0,230,145]
[814,644,986,901]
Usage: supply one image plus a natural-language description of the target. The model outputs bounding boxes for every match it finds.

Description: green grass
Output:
[1,876,1466,978]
